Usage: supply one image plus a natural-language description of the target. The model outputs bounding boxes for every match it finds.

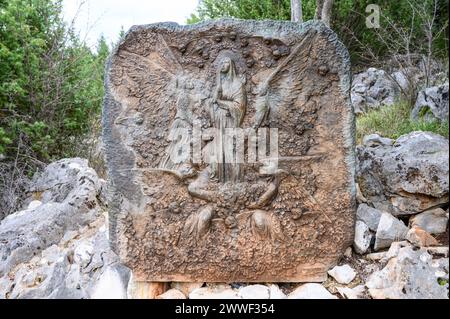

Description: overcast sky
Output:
[62,0,199,49]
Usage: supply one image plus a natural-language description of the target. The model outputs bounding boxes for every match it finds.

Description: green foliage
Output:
[188,0,314,22]
[0,0,110,161]
[187,0,449,65]
[332,0,449,64]
[437,278,448,286]
[356,101,449,143]
[0,127,12,154]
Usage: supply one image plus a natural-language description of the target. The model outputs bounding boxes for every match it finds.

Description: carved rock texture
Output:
[411,83,449,122]
[103,19,355,282]
[357,131,449,216]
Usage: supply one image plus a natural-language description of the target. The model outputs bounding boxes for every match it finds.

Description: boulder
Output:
[353,220,372,254]
[390,70,410,93]
[268,284,287,299]
[156,289,186,299]
[412,83,449,122]
[327,264,357,284]
[73,241,94,268]
[356,183,368,204]
[288,283,337,299]
[0,223,129,299]
[381,241,411,262]
[362,134,394,148]
[336,285,366,299]
[366,246,448,299]
[0,158,130,299]
[91,265,129,299]
[357,131,449,216]
[189,285,240,299]
[351,68,401,114]
[0,158,103,277]
[238,284,270,299]
[410,208,448,234]
[356,204,383,231]
[374,213,408,251]
[406,226,439,247]
[170,282,204,297]
[7,251,72,299]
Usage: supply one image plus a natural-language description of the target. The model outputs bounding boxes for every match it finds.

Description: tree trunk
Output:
[321,0,334,27]
[315,0,324,20]
[291,0,303,23]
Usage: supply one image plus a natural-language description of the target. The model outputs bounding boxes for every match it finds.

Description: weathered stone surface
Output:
[156,288,186,299]
[351,68,400,114]
[189,285,240,299]
[288,283,337,299]
[238,284,270,299]
[0,158,103,278]
[353,220,372,255]
[412,83,449,122]
[410,208,448,235]
[0,159,130,299]
[380,241,411,262]
[268,284,287,299]
[127,279,167,299]
[0,217,129,299]
[344,246,352,258]
[170,282,204,296]
[91,265,129,299]
[336,285,365,299]
[357,131,449,216]
[103,19,355,282]
[328,264,357,284]
[366,246,448,299]
[356,204,383,231]
[362,134,393,148]
[73,241,94,268]
[406,226,439,247]
[374,213,408,251]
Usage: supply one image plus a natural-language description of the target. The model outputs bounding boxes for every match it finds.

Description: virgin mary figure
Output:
[208,56,247,183]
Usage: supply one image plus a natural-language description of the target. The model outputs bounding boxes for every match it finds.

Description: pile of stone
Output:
[351,68,402,114]
[351,131,449,299]
[0,158,129,299]
[351,65,449,123]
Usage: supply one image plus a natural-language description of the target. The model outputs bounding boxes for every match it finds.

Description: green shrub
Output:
[0,0,109,162]
[187,0,449,66]
[356,101,449,143]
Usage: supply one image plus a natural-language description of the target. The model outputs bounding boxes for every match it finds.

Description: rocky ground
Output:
[351,66,448,121]
[0,128,448,299]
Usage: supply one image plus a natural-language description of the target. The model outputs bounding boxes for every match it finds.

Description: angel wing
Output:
[111,33,184,124]
[253,29,318,128]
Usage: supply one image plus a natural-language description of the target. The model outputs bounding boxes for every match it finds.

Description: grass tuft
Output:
[356,101,449,144]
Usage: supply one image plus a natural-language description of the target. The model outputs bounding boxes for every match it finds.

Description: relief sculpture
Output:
[103,20,356,282]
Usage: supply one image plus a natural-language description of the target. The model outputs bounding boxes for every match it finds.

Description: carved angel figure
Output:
[159,76,196,171]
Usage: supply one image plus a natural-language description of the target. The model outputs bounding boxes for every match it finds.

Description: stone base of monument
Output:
[127,277,169,299]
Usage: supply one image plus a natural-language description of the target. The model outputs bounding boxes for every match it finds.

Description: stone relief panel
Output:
[103,19,356,282]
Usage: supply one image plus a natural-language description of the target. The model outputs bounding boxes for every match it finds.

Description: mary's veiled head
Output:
[218,56,237,80]
[220,58,231,73]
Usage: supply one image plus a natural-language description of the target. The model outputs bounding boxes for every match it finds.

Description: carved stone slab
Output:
[103,19,356,282]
